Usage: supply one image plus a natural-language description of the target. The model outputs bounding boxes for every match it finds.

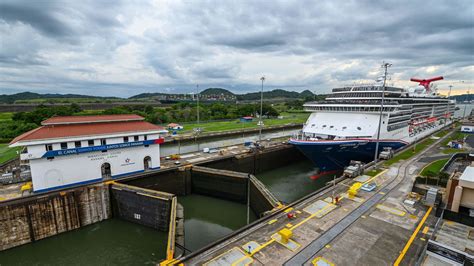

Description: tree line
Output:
[1,102,281,141]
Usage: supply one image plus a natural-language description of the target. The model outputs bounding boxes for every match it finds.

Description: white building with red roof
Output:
[9,114,168,193]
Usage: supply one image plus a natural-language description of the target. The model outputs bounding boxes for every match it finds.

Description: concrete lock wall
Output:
[0,184,111,251]
[191,166,279,216]
[191,166,248,203]
[249,175,280,216]
[200,145,305,174]
[121,167,191,196]
[110,183,174,231]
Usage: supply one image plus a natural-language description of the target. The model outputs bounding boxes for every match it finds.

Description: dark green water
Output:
[257,159,334,203]
[0,219,168,266]
[178,194,257,252]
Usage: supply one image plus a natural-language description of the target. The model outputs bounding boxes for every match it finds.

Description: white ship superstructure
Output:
[289,75,454,173]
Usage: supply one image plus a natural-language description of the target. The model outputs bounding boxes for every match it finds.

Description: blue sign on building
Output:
[42,140,158,158]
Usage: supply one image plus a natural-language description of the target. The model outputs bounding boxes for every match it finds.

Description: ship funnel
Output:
[410,76,443,91]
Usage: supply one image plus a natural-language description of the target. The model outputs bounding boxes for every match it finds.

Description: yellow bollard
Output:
[348,182,362,199]
[20,182,32,193]
[278,228,293,244]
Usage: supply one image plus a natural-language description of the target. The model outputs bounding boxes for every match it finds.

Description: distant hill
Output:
[0,92,117,104]
[200,88,234,96]
[128,92,168,100]
[450,94,473,102]
[1,88,318,104]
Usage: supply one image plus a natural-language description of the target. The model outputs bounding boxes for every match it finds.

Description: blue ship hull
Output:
[289,139,407,172]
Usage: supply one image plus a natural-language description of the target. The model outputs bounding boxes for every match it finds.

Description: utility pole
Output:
[463,88,470,119]
[195,84,201,151]
[446,85,452,125]
[196,84,200,125]
[259,76,265,143]
[374,62,391,165]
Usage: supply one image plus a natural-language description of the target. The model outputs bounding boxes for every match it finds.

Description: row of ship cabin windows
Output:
[45,135,148,151]
[311,124,365,131]
[307,106,397,112]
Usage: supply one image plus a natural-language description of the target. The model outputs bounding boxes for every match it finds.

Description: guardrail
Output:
[166,196,177,260]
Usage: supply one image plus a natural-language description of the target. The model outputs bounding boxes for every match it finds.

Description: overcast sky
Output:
[0,0,473,97]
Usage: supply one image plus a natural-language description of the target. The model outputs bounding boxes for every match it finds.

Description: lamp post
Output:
[446,85,452,125]
[196,84,200,125]
[195,84,201,151]
[463,88,470,119]
[374,62,391,164]
[259,76,265,143]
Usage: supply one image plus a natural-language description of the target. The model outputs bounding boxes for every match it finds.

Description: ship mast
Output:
[374,62,391,164]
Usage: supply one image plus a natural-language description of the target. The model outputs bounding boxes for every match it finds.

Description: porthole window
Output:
[342,126,347,130]
[322,125,327,128]
[357,127,362,130]
[330,126,334,128]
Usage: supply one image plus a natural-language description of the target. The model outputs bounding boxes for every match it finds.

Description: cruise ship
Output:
[289,74,455,175]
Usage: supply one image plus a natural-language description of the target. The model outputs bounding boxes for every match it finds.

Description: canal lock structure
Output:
[0,144,332,264]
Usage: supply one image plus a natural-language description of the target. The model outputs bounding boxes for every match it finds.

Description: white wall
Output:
[29,144,161,192]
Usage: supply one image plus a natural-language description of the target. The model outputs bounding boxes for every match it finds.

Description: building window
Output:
[60,142,68,150]
[144,135,148,141]
[134,136,139,142]
[75,141,81,148]
[124,136,129,143]
[101,139,107,146]
[45,144,53,151]
[88,140,94,147]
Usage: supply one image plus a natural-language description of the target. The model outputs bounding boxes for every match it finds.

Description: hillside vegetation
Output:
[3,88,327,104]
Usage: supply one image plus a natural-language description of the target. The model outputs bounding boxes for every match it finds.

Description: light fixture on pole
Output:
[446,85,452,125]
[196,84,200,126]
[259,76,265,143]
[374,62,391,165]
[463,87,470,119]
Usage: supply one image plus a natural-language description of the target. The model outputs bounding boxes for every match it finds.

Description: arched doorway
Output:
[101,163,111,179]
[144,156,151,170]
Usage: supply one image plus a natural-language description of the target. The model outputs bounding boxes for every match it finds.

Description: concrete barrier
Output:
[191,166,279,216]
[120,167,191,196]
[0,183,111,251]
[191,166,248,202]
[110,183,174,231]
[200,144,305,174]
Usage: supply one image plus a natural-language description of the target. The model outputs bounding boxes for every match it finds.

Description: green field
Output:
[176,112,309,134]
[441,131,468,146]
[384,138,436,166]
[366,168,384,177]
[14,98,121,104]
[420,158,449,177]
[0,143,20,164]
[0,112,13,122]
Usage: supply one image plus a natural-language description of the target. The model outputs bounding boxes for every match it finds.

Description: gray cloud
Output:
[0,0,472,97]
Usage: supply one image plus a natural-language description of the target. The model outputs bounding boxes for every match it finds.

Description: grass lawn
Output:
[441,131,468,146]
[384,138,436,166]
[434,129,450,138]
[0,112,13,122]
[176,112,309,134]
[442,148,466,154]
[0,143,20,164]
[366,168,384,177]
[420,158,449,177]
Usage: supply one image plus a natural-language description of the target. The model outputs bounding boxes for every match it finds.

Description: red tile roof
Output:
[10,120,166,145]
[41,114,144,125]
